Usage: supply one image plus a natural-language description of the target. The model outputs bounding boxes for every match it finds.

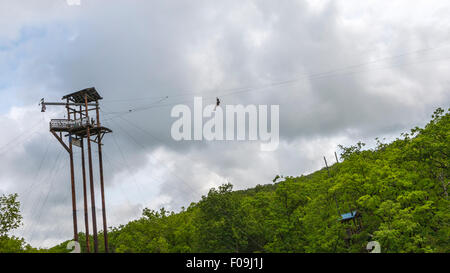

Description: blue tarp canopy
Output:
[340,210,358,221]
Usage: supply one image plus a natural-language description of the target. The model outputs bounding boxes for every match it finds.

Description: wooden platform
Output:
[71,126,112,138]
[50,119,112,138]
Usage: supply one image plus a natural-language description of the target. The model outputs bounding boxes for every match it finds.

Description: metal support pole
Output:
[84,95,99,253]
[324,156,331,177]
[67,99,78,242]
[80,104,90,253]
[324,156,341,216]
[95,102,109,253]
[80,139,90,253]
[42,102,98,107]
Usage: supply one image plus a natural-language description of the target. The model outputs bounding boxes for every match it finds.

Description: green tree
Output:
[0,193,34,253]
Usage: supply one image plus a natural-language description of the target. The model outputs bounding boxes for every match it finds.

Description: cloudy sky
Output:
[0,0,449,248]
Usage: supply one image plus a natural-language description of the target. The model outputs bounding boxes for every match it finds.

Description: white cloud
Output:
[1,0,449,248]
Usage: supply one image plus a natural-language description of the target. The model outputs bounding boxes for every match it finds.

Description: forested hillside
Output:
[1,108,449,253]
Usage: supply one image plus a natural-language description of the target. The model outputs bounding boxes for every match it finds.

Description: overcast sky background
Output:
[0,0,449,248]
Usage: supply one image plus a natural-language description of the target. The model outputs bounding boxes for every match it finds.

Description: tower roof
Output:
[62,87,103,103]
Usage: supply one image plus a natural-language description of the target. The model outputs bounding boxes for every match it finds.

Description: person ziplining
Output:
[214,97,220,111]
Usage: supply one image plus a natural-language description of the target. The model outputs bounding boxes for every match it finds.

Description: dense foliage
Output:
[1,108,449,253]
[0,194,35,253]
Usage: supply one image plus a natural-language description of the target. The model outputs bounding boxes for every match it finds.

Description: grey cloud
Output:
[1,0,450,247]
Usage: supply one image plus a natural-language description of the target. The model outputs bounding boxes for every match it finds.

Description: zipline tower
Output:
[40,87,112,253]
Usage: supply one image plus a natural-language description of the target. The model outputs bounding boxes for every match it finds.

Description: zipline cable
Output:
[100,41,450,110]
[101,53,450,120]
